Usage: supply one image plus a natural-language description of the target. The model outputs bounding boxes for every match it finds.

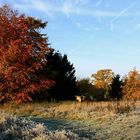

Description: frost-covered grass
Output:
[0,112,84,140]
[0,101,140,139]
[35,112,140,140]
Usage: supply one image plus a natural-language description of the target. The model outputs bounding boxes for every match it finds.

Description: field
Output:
[0,101,140,139]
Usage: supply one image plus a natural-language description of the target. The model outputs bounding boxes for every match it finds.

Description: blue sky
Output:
[1,0,140,78]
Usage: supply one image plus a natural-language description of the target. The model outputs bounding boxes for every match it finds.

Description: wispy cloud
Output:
[15,1,57,17]
[74,21,100,32]
[6,0,132,18]
[110,0,138,31]
[5,0,140,32]
[74,22,90,32]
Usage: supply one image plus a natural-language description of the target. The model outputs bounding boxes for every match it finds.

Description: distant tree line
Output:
[0,5,140,104]
[77,68,140,101]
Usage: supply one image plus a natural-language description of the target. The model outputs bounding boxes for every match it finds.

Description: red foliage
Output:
[0,5,54,103]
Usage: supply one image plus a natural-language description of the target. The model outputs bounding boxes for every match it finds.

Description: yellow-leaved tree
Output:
[91,69,115,100]
[122,68,140,100]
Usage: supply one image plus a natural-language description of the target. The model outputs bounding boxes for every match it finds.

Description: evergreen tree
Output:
[44,50,77,101]
[77,78,91,96]
[110,74,123,100]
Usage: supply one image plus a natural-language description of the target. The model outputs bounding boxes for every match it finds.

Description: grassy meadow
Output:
[0,101,140,139]
[0,3,140,140]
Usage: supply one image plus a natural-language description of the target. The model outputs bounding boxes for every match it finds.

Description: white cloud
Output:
[9,0,60,17]
[74,21,100,32]
[110,0,138,31]
[6,0,127,18]
[4,0,140,27]
[8,0,139,33]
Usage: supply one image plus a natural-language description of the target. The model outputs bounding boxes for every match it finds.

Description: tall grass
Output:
[0,101,140,139]
[0,101,139,120]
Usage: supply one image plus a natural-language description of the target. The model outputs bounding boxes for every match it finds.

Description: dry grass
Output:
[0,101,140,139]
[0,101,139,119]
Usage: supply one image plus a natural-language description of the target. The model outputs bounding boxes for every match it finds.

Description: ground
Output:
[31,112,140,140]
[0,101,140,139]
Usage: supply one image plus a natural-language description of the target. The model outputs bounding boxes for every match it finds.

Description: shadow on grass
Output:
[31,117,95,139]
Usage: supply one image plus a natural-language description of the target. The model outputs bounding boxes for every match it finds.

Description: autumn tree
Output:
[0,5,54,104]
[109,74,123,100]
[91,69,115,100]
[122,68,140,100]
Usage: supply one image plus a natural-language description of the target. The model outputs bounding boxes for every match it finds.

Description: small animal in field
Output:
[75,95,86,102]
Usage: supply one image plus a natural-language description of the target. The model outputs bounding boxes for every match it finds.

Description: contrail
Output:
[110,0,138,31]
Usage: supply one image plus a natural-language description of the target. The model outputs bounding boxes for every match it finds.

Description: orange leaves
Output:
[122,68,140,100]
[0,5,54,104]
[14,92,32,104]
[91,69,115,90]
